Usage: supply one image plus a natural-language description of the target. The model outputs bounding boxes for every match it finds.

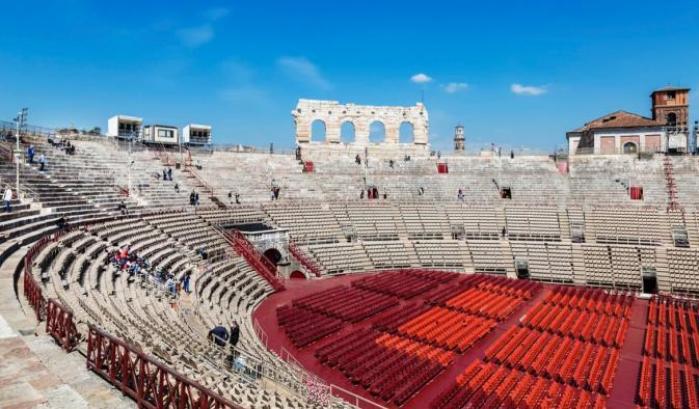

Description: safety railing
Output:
[87,325,242,409]
[218,228,285,292]
[23,234,54,320]
[46,298,79,351]
[22,229,80,351]
[287,242,321,277]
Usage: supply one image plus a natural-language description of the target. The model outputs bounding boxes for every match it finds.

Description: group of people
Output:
[107,245,148,279]
[271,186,281,200]
[25,145,48,171]
[47,137,76,155]
[162,167,173,181]
[208,322,240,349]
[361,186,386,199]
[189,190,200,206]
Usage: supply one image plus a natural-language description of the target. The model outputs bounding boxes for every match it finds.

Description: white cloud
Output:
[511,83,547,96]
[277,57,332,90]
[410,73,433,84]
[176,25,214,47]
[444,82,469,93]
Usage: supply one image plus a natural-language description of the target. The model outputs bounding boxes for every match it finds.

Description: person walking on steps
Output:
[3,186,13,212]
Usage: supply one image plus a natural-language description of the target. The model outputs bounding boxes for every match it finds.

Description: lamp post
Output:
[14,108,28,197]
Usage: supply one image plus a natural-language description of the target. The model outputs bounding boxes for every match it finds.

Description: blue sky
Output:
[1,0,698,151]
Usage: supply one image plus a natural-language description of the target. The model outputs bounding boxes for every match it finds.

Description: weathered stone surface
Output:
[292,99,429,146]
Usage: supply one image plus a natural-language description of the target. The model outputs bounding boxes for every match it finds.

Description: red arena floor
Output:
[253,270,665,409]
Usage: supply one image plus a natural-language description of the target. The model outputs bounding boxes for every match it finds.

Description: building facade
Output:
[567,87,690,155]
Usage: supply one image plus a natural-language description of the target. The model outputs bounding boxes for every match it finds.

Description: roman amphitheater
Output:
[1,97,698,409]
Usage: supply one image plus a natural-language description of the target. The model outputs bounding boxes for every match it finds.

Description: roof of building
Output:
[569,110,663,134]
[651,86,690,93]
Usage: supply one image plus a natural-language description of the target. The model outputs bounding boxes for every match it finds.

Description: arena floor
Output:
[254,273,649,409]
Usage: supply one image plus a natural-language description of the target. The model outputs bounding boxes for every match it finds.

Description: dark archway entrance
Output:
[289,270,306,279]
[263,248,282,266]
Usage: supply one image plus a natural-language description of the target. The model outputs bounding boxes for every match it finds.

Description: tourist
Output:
[208,325,230,347]
[27,145,35,163]
[3,186,12,212]
[167,168,172,181]
[195,192,200,206]
[174,183,179,193]
[56,216,67,230]
[118,200,127,215]
[189,191,196,206]
[38,154,46,171]
[162,168,167,180]
[229,322,240,348]
[180,271,192,294]
[235,193,240,205]
[457,189,464,202]
[165,274,177,295]
[355,154,361,165]
[510,150,514,159]
[360,190,364,199]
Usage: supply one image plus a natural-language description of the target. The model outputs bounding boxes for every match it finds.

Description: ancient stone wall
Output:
[291,99,429,146]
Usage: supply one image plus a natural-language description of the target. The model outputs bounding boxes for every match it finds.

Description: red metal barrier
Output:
[288,242,321,277]
[46,299,79,351]
[227,230,285,292]
[86,325,242,409]
[23,235,53,321]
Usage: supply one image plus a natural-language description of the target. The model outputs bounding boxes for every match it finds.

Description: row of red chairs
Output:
[313,329,446,406]
[483,326,620,393]
[422,273,541,305]
[636,355,699,409]
[643,322,699,367]
[292,286,398,323]
[647,297,699,334]
[276,305,344,347]
[396,306,496,352]
[445,288,527,321]
[430,360,607,409]
[523,302,629,347]
[403,269,461,284]
[352,270,439,299]
[371,301,431,332]
[544,286,633,317]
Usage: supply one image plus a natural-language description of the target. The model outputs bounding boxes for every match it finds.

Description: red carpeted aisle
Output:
[606,298,649,409]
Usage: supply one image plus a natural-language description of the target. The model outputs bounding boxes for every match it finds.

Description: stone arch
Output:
[311,119,326,141]
[623,141,638,154]
[369,120,386,143]
[263,248,283,266]
[399,121,414,143]
[340,121,356,144]
[289,270,306,279]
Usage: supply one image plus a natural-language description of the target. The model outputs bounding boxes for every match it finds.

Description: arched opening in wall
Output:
[340,121,355,144]
[399,121,414,143]
[263,248,282,266]
[369,121,385,143]
[311,119,326,142]
[289,270,306,280]
[623,142,638,154]
[667,112,677,127]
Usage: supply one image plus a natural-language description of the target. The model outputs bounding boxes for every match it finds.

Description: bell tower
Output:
[454,124,465,152]
[651,87,690,132]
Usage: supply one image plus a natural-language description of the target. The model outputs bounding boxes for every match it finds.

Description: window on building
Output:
[623,142,638,154]
[666,112,677,127]
[667,91,676,101]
